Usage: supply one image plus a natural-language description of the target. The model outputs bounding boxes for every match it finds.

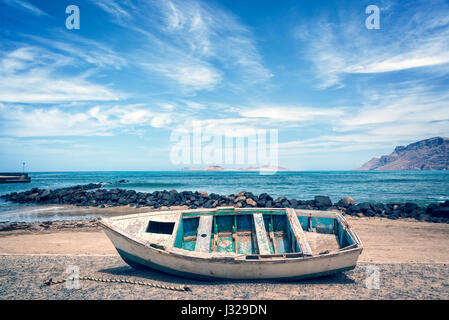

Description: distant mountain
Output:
[181,166,227,171]
[203,166,225,171]
[358,137,449,170]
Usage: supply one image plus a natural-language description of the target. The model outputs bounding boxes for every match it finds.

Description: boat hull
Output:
[102,223,362,280]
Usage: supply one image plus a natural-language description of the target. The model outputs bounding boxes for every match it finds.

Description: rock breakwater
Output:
[1,184,448,223]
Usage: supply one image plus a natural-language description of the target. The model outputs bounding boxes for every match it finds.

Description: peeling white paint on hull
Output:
[104,228,360,279]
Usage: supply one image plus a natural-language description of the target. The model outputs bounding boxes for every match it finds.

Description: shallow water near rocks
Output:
[0,205,103,223]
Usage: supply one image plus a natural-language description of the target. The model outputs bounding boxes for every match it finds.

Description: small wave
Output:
[9,206,66,214]
[327,178,445,184]
[107,182,185,189]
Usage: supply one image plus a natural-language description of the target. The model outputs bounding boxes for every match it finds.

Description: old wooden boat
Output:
[99,207,363,280]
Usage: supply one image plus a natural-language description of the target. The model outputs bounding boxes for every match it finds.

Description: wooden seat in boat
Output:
[286,208,313,255]
[195,215,213,253]
[253,213,271,254]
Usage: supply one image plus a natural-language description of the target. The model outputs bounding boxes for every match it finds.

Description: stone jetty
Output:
[0,173,31,184]
[1,183,448,223]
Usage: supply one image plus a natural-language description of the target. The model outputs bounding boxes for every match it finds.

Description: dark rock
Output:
[430,207,449,218]
[336,197,355,208]
[28,193,39,200]
[246,198,257,207]
[347,204,360,214]
[281,199,291,207]
[40,190,51,200]
[404,202,419,213]
[198,191,208,198]
[427,203,439,214]
[209,193,220,200]
[314,196,332,208]
[118,197,129,205]
[234,195,245,204]
[273,201,282,208]
[258,193,273,202]
[372,203,385,213]
[203,200,215,208]
[417,213,429,221]
[357,202,372,213]
[162,192,170,201]
[274,197,286,204]
[289,199,298,208]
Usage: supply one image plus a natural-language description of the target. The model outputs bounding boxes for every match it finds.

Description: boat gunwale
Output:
[336,214,363,247]
[103,207,340,221]
[100,218,362,265]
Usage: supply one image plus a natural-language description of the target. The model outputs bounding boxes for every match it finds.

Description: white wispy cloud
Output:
[278,82,449,155]
[94,0,132,21]
[0,103,174,137]
[26,34,127,70]
[296,0,449,88]
[337,85,449,129]
[143,62,221,91]
[0,46,120,103]
[240,106,344,122]
[167,102,347,139]
[275,0,449,159]
[2,0,48,16]
[91,0,272,92]
[156,0,272,81]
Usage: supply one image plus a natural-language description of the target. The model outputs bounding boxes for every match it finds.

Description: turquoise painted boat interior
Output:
[171,209,355,255]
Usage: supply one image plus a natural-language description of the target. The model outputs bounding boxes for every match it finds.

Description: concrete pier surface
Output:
[0,173,31,184]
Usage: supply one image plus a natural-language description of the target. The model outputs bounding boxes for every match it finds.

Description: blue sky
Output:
[0,0,449,171]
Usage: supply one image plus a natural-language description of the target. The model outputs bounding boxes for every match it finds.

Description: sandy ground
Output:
[0,215,448,299]
[0,256,447,300]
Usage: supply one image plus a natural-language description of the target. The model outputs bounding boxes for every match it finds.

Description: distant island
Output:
[180,165,291,172]
[358,137,449,170]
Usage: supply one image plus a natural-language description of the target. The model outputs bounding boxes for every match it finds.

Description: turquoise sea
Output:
[1,171,448,223]
[1,171,448,206]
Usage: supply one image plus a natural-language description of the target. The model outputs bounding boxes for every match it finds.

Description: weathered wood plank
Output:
[268,215,278,254]
[195,215,213,253]
[233,216,239,254]
[294,209,337,218]
[252,213,271,255]
[212,217,218,252]
[286,208,313,255]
